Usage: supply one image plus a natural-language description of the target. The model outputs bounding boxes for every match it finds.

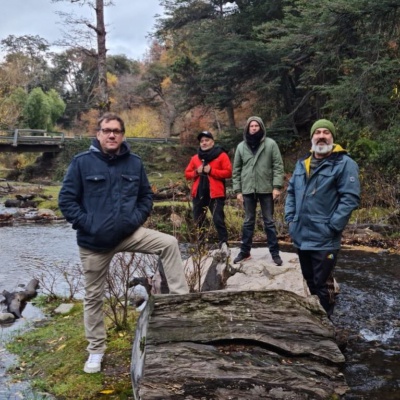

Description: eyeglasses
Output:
[99,128,124,136]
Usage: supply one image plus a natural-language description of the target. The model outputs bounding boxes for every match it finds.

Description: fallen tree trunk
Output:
[2,278,39,318]
[132,290,348,399]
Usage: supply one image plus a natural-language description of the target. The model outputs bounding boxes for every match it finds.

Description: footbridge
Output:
[0,129,67,153]
[0,129,179,153]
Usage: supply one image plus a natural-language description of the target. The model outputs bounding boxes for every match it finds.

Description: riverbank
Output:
[1,180,399,254]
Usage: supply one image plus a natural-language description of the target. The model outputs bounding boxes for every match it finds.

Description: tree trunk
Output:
[131,249,350,399]
[131,291,348,399]
[225,101,236,128]
[95,0,109,112]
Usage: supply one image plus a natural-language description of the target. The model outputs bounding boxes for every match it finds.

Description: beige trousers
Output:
[79,227,189,353]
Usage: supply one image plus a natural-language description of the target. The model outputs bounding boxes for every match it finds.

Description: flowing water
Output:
[0,223,399,399]
[332,250,400,399]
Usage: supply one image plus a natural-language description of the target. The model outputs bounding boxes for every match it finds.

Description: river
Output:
[0,223,399,399]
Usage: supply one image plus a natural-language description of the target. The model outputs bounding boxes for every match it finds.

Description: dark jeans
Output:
[297,249,339,316]
[193,196,228,245]
[240,193,279,256]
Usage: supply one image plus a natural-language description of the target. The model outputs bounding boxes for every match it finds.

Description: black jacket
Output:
[58,139,153,251]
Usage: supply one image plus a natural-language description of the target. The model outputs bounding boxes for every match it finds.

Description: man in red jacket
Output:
[185,131,232,251]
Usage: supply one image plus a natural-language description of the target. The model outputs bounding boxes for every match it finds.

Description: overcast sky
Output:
[2,0,164,60]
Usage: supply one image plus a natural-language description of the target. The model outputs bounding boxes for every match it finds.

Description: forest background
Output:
[0,0,400,207]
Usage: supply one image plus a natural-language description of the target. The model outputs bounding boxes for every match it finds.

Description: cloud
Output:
[1,0,163,60]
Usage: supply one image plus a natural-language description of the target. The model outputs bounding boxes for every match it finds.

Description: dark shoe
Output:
[233,252,251,264]
[272,255,283,266]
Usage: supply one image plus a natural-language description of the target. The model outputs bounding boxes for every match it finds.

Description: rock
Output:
[129,284,149,311]
[184,247,230,292]
[0,213,13,226]
[54,303,74,314]
[37,209,57,219]
[4,199,21,208]
[0,312,16,324]
[15,194,35,201]
[226,248,310,298]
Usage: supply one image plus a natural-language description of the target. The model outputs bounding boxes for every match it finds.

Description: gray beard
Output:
[312,143,333,155]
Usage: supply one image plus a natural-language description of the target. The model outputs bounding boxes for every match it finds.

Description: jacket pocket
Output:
[309,216,334,239]
[85,174,106,197]
[121,174,139,196]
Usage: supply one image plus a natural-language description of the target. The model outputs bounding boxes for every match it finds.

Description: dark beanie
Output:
[310,119,336,139]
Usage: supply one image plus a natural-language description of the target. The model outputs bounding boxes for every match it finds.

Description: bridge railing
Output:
[0,129,65,147]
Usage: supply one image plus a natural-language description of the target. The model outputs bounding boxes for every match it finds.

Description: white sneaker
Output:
[84,353,104,373]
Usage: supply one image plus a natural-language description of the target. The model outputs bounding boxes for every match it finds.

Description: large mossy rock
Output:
[131,290,348,399]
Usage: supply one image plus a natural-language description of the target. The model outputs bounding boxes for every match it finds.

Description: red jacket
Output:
[185,151,232,198]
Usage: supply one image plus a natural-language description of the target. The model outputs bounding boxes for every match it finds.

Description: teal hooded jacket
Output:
[232,116,284,194]
[285,144,360,250]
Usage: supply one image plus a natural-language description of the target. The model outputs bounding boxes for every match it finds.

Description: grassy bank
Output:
[6,299,137,399]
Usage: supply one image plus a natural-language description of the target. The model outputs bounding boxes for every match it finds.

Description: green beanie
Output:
[310,119,336,139]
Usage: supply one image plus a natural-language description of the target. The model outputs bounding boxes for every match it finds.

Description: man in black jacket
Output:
[59,113,189,374]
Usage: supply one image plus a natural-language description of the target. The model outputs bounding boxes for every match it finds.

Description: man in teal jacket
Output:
[232,116,284,265]
[285,119,360,316]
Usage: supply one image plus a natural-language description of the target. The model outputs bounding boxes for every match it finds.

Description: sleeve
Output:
[271,140,284,189]
[232,144,243,193]
[58,158,87,231]
[185,156,198,180]
[329,158,361,232]
[284,170,296,224]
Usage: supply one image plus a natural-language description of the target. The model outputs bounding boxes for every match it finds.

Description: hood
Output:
[303,144,348,175]
[89,138,131,161]
[243,116,267,142]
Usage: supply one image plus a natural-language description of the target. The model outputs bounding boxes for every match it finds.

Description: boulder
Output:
[0,312,16,324]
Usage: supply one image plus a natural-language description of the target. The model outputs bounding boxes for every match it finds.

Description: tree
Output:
[49,48,99,126]
[47,89,67,127]
[107,54,140,77]
[22,88,66,130]
[52,0,110,112]
[0,87,27,128]
[0,35,52,92]
[23,88,51,130]
[154,0,284,129]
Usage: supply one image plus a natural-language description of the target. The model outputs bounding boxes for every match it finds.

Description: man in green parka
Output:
[232,116,285,265]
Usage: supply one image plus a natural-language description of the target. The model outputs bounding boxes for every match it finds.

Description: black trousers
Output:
[192,195,228,245]
[241,193,279,256]
[297,249,339,316]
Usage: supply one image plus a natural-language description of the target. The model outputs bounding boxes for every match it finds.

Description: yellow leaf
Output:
[99,389,115,394]
[56,344,66,352]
